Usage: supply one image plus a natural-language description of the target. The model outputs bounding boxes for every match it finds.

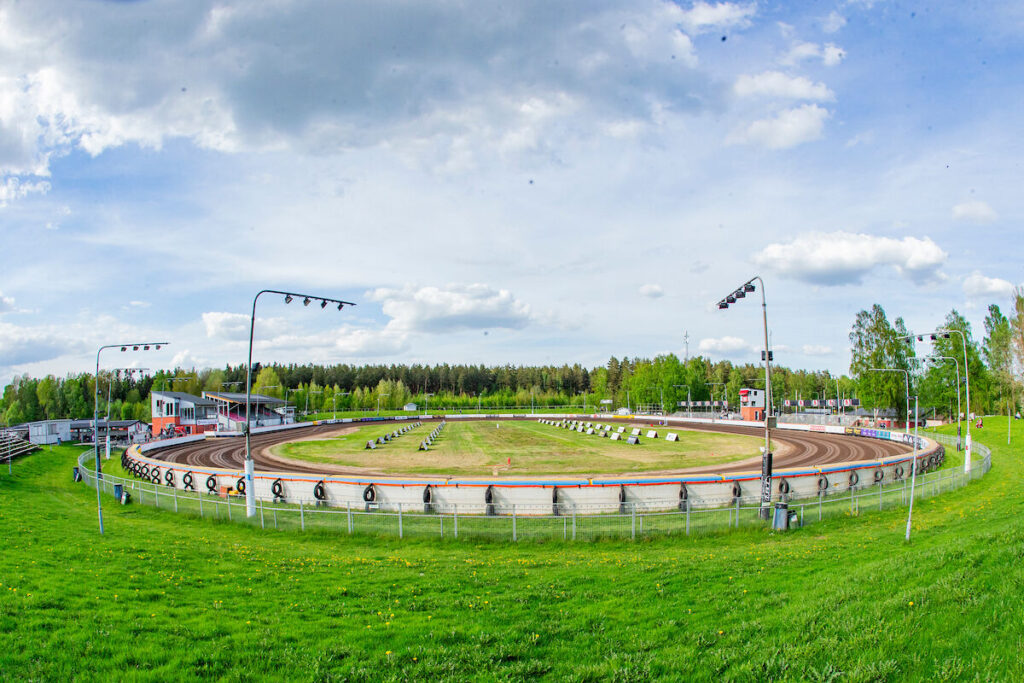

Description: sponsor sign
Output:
[760,451,773,506]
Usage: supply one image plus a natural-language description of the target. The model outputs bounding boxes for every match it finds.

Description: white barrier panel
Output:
[126,414,945,515]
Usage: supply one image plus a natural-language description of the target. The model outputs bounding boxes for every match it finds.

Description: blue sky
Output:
[1,0,1021,381]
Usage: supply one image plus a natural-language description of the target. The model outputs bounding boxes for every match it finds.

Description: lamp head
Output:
[725,294,736,304]
[733,289,745,299]
[303,297,311,306]
[284,294,293,304]
[717,301,728,310]
[320,299,328,309]
[743,282,755,293]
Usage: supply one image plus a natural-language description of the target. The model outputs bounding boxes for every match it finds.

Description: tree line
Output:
[3,291,1022,425]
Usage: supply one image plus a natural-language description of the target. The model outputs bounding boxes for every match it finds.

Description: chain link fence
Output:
[74,432,989,542]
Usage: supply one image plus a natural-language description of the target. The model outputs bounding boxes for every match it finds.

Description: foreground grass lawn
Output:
[1,420,1022,681]
[273,420,761,475]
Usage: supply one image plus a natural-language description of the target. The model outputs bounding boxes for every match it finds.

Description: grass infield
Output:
[0,420,1022,680]
[271,420,763,475]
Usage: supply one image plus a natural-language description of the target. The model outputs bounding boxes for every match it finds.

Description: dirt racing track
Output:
[124,415,944,514]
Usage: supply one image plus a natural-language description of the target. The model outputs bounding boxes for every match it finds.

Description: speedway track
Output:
[151,417,911,478]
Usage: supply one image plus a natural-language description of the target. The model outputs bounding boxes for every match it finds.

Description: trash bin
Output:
[772,502,789,531]
[113,484,130,505]
[72,467,82,483]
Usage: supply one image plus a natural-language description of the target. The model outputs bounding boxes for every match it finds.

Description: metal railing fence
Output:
[75,434,990,542]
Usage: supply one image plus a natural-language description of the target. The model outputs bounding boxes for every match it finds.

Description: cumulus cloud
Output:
[639,284,664,298]
[752,232,949,285]
[0,1,745,201]
[728,104,829,149]
[801,344,833,356]
[369,283,533,333]
[0,321,79,366]
[678,1,756,34]
[698,336,749,354]
[733,71,833,100]
[962,272,1016,299]
[781,41,846,67]
[952,200,997,223]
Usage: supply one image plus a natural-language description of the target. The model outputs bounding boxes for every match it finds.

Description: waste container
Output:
[72,467,82,483]
[772,502,789,531]
[113,484,131,505]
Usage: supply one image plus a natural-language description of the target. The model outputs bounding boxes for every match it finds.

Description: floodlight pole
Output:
[716,275,772,519]
[94,342,167,535]
[245,289,355,518]
[903,330,972,473]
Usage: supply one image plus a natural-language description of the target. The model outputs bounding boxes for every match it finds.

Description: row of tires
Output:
[121,446,944,512]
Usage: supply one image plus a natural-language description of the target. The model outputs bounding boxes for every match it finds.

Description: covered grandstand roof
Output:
[203,391,286,405]
[151,391,218,406]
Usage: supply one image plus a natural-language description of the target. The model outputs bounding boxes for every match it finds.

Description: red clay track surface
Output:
[152,418,912,477]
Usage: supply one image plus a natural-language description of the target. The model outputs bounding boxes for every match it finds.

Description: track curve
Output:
[151,417,911,478]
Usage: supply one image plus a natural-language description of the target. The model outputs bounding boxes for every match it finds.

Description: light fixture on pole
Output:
[94,342,168,535]
[716,276,772,519]
[245,290,355,518]
[901,329,972,473]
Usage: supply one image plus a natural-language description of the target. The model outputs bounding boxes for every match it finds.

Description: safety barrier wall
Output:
[78,434,988,541]
[122,414,944,515]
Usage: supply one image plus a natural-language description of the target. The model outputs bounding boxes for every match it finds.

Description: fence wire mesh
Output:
[76,433,988,542]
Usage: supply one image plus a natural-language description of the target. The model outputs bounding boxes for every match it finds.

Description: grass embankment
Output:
[273,421,761,476]
[1,420,1023,680]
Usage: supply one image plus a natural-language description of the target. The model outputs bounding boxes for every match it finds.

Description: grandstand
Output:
[202,391,292,431]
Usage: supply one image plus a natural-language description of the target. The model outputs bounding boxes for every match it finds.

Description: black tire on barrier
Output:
[165,470,175,486]
[485,484,495,515]
[183,471,194,490]
[206,475,217,492]
[272,479,284,498]
[151,469,161,484]
[236,478,246,495]
[141,464,150,477]
[894,465,904,479]
[678,484,688,512]
[874,469,884,483]
[849,471,859,487]
[778,479,790,495]
[361,484,374,502]
[552,486,559,516]
[817,476,828,491]
[423,485,432,503]
[731,481,741,499]
[314,481,327,500]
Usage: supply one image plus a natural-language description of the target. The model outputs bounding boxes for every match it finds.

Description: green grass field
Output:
[1,419,1023,680]
[271,421,762,475]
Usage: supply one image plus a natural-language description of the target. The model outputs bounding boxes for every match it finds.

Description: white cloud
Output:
[698,336,749,354]
[334,328,410,357]
[823,44,846,66]
[733,71,834,100]
[781,41,846,67]
[0,321,81,366]
[678,2,756,35]
[801,344,833,356]
[639,283,664,298]
[202,312,252,340]
[0,292,15,314]
[952,200,997,223]
[728,104,830,149]
[0,1,733,203]
[962,272,1016,299]
[368,283,533,333]
[752,232,949,285]
[822,12,846,33]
